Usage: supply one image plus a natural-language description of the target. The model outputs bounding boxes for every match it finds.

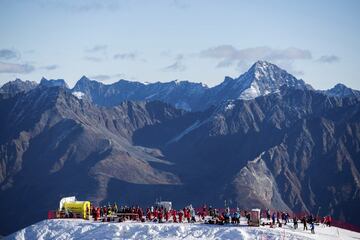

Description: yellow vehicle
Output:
[60,197,91,219]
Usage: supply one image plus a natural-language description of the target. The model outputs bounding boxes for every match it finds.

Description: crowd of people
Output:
[86,203,333,234]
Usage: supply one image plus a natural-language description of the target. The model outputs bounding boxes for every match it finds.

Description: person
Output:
[146,208,152,221]
[272,212,276,225]
[293,216,298,229]
[310,221,315,234]
[209,206,215,217]
[178,210,184,223]
[302,216,308,230]
[165,209,170,222]
[158,210,163,223]
[96,207,100,221]
[153,208,159,220]
[285,213,289,224]
[266,209,271,221]
[172,209,178,223]
[217,213,225,225]
[246,211,251,225]
[184,208,190,222]
[190,206,196,223]
[113,203,118,213]
[327,215,332,227]
[232,211,240,224]
[224,208,231,224]
[92,206,96,220]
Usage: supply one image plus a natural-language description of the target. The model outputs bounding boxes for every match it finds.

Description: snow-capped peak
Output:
[235,61,311,100]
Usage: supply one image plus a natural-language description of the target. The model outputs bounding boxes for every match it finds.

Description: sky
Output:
[0,0,359,90]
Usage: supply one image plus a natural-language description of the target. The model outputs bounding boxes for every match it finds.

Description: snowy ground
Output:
[6,219,360,240]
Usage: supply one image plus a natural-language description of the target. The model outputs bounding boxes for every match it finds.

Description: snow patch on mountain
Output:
[72,91,85,99]
[239,82,261,100]
[225,102,235,111]
[168,120,201,144]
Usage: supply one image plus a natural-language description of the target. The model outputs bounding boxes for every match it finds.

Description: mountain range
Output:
[0,61,359,235]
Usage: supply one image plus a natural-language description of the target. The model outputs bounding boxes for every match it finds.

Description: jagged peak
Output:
[332,83,348,89]
[39,78,69,88]
[79,75,90,82]
[247,60,284,78]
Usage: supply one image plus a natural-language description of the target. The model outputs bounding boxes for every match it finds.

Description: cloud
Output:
[90,74,111,81]
[35,0,122,12]
[41,64,58,71]
[86,45,108,53]
[200,45,312,69]
[0,61,35,74]
[113,52,137,60]
[84,44,108,62]
[163,54,186,72]
[84,56,103,62]
[317,55,340,63]
[0,49,20,60]
[113,73,126,79]
[89,73,132,81]
[171,0,190,9]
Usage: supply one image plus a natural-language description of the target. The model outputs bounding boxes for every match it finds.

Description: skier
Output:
[310,221,315,234]
[293,216,298,229]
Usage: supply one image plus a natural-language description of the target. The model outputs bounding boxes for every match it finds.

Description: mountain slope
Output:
[134,87,360,225]
[0,87,184,235]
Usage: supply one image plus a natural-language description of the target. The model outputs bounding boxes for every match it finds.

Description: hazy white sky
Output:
[0,0,359,89]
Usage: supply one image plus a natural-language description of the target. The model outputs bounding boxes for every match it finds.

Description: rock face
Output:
[0,78,37,97]
[0,61,360,235]
[39,77,69,89]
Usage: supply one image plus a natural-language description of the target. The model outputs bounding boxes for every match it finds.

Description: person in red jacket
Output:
[146,208,152,221]
[154,208,158,219]
[327,216,332,227]
[186,209,191,222]
[165,210,170,222]
[95,207,100,221]
[172,210,178,223]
